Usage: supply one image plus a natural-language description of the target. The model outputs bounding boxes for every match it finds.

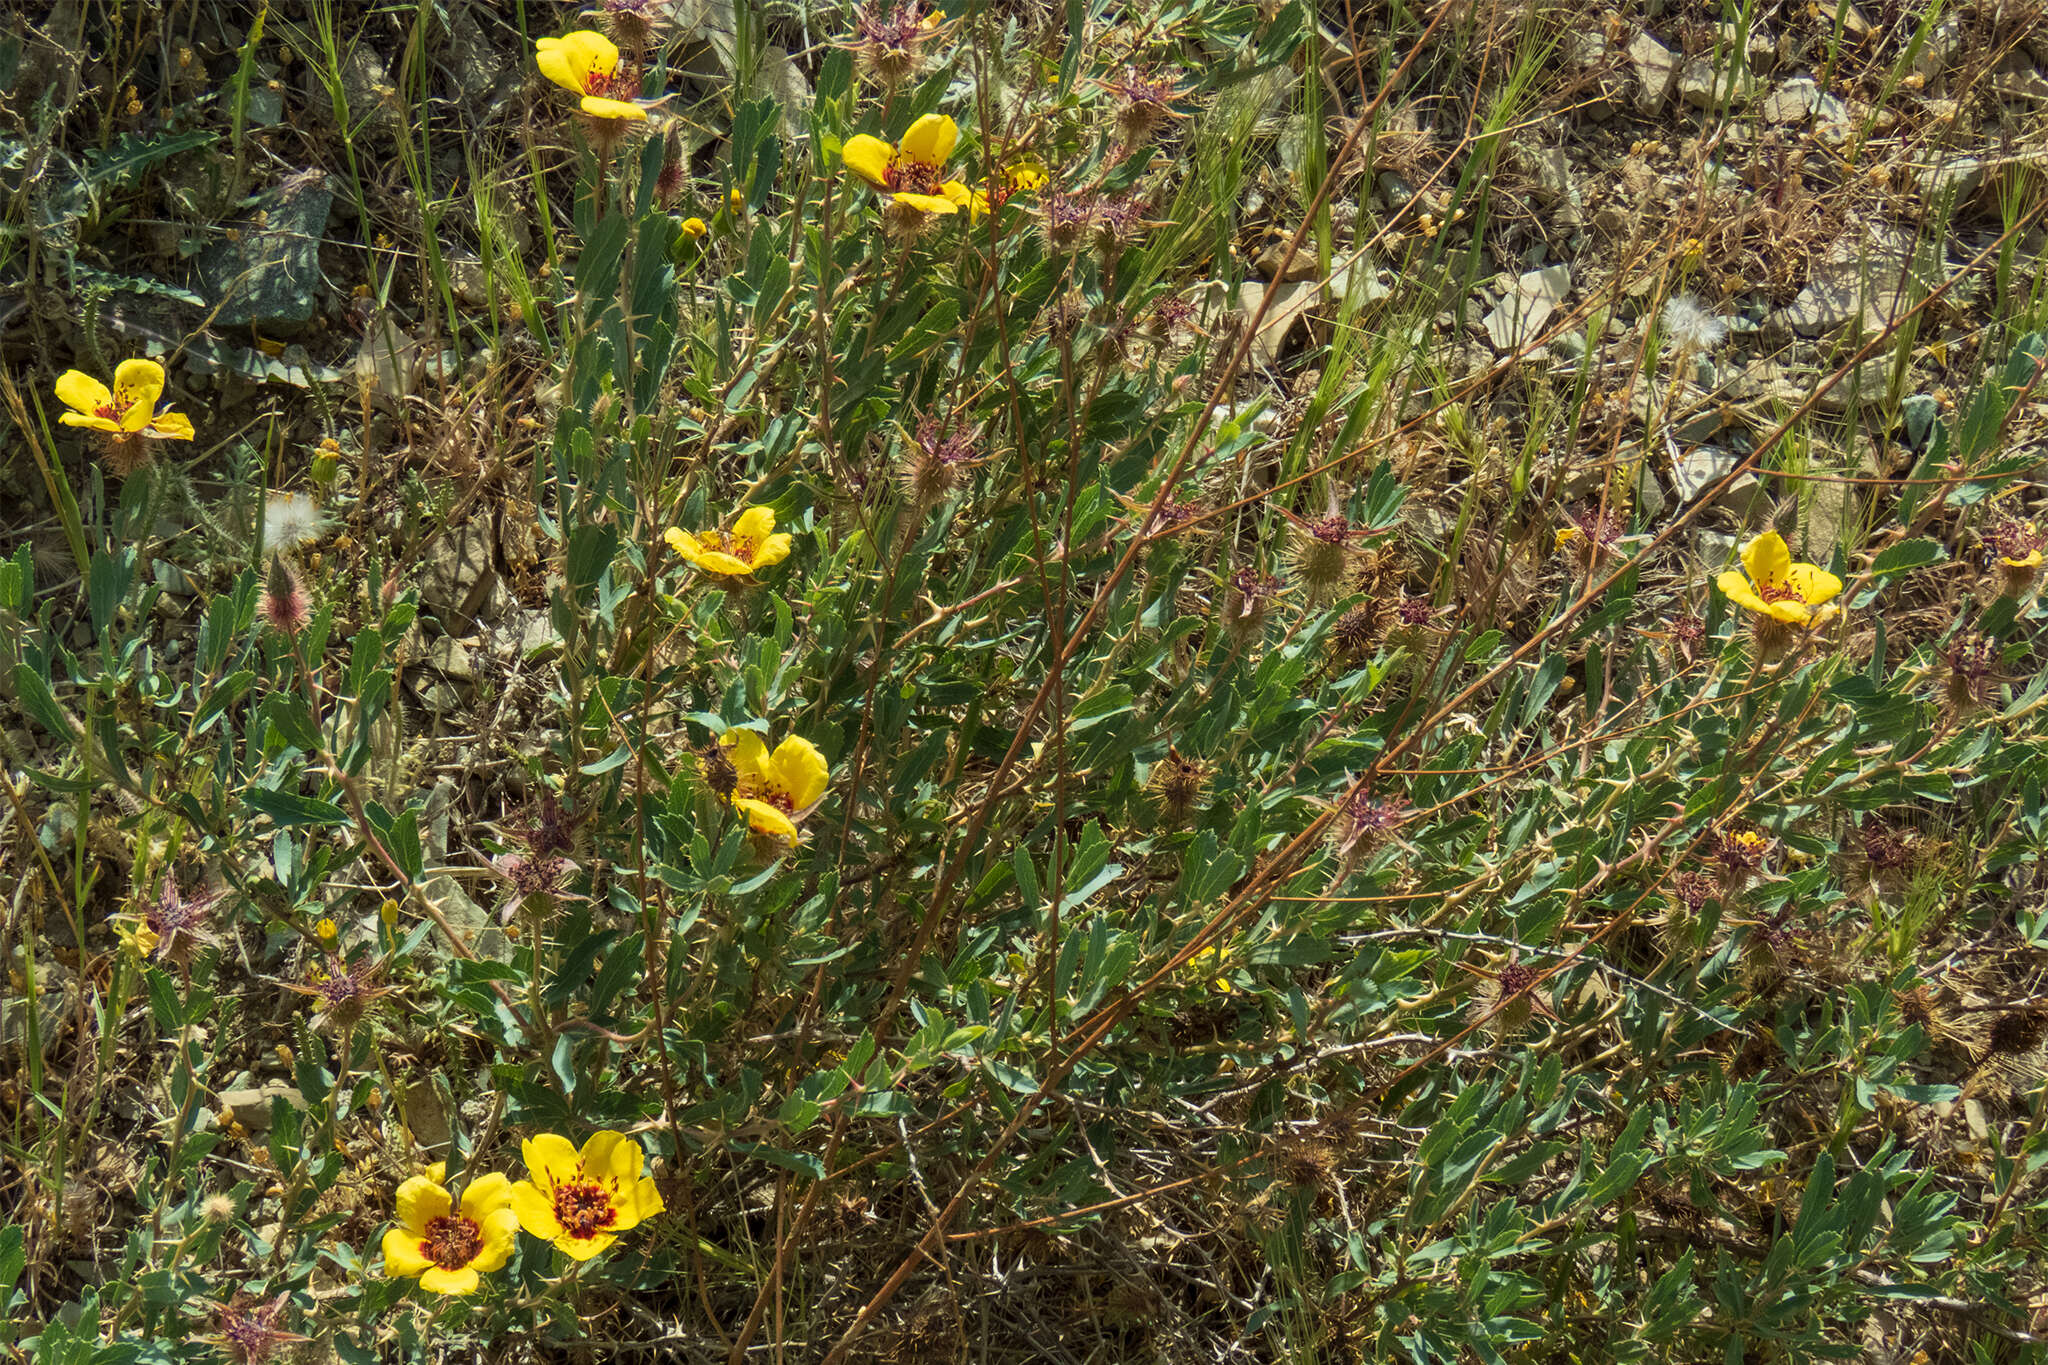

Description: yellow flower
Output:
[1007,162,1048,193]
[536,31,647,120]
[723,730,830,842]
[55,359,195,440]
[729,186,746,213]
[381,1170,519,1295]
[510,1130,664,1261]
[1715,531,1843,625]
[841,114,983,218]
[315,917,338,944]
[680,216,708,239]
[1184,945,1233,994]
[663,505,794,576]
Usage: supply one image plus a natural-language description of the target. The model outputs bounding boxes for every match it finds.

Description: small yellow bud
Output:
[680,216,708,239]
[316,917,338,943]
[729,186,746,213]
[380,899,400,925]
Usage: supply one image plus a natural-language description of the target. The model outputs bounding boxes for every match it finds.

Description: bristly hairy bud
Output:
[1043,191,1095,254]
[1742,906,1800,970]
[1092,190,1150,262]
[1944,633,1999,712]
[1330,602,1382,661]
[1715,825,1772,892]
[847,0,944,88]
[654,129,687,206]
[1148,749,1209,826]
[600,0,662,49]
[899,417,982,509]
[1287,514,1356,601]
[1221,567,1284,646]
[1987,517,2046,598]
[260,555,310,636]
[1098,65,1188,148]
[1661,868,1719,954]
[700,740,738,801]
[1333,789,1406,862]
[215,1292,306,1364]
[287,952,392,1032]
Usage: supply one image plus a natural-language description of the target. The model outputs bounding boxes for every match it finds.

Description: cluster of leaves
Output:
[5,0,2048,1361]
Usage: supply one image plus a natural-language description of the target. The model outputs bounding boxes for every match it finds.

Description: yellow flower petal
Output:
[941,181,988,219]
[580,1130,640,1188]
[633,1175,666,1219]
[733,796,799,842]
[460,1172,513,1220]
[394,1175,451,1234]
[510,1179,563,1240]
[55,369,112,416]
[1763,597,1813,624]
[555,1230,617,1261]
[146,411,196,441]
[381,1229,433,1278]
[59,411,121,432]
[769,736,830,810]
[1715,569,1769,616]
[1784,562,1842,608]
[425,1162,447,1185]
[1739,530,1791,588]
[2006,550,2044,569]
[523,1133,582,1193]
[580,95,647,121]
[732,505,778,546]
[898,113,957,168]
[751,532,794,569]
[891,191,959,214]
[111,359,164,430]
[681,216,708,239]
[725,730,772,788]
[471,1207,521,1272]
[418,1264,482,1296]
[841,134,896,187]
[537,30,619,94]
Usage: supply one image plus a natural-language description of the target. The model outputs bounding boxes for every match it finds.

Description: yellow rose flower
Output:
[841,114,983,219]
[663,505,794,576]
[723,730,830,842]
[509,1130,664,1262]
[55,359,195,441]
[536,31,647,120]
[1714,531,1843,626]
[381,1170,519,1295]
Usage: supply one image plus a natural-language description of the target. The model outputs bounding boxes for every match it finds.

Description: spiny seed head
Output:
[1394,595,1435,628]
[849,1,943,88]
[216,1293,304,1364]
[1092,191,1150,256]
[1148,750,1209,826]
[1288,515,1355,601]
[1473,959,1538,1035]
[1946,633,2000,711]
[1334,789,1406,860]
[139,876,222,969]
[1988,1009,2048,1057]
[1860,819,1914,872]
[899,417,981,508]
[1099,64,1187,147]
[1670,613,1706,651]
[1744,907,1799,964]
[1331,603,1382,659]
[1221,568,1284,645]
[1987,519,2045,599]
[1043,191,1095,253]
[602,0,662,49]
[700,741,738,800]
[1895,986,1938,1031]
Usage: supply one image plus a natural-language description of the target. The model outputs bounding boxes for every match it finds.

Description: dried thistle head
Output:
[286,951,393,1032]
[1715,825,1773,891]
[1330,601,1384,661]
[1469,956,1548,1037]
[1332,788,1407,862]
[1742,906,1801,969]
[1987,1009,2048,1059]
[1661,868,1719,954]
[597,0,663,49]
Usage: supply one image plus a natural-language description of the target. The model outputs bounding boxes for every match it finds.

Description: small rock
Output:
[510,611,565,663]
[1629,32,1680,113]
[1919,156,1984,205]
[448,254,492,308]
[1482,265,1570,352]
[197,172,333,332]
[1592,204,1631,237]
[1913,17,1961,82]
[420,522,505,632]
[1679,56,1754,109]
[428,636,475,683]
[1764,76,1820,123]
[220,1083,306,1133]
[418,680,463,715]
[421,872,514,963]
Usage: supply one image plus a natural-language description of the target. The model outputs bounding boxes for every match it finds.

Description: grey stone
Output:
[220,1083,306,1133]
[427,635,475,683]
[1672,444,1767,522]
[419,521,505,632]
[511,610,565,663]
[418,680,463,714]
[1764,76,1820,123]
[1482,266,1570,352]
[421,872,514,963]
[197,172,333,331]
[1629,32,1680,113]
[1679,57,1754,109]
[1913,18,1961,82]
[1919,156,1984,205]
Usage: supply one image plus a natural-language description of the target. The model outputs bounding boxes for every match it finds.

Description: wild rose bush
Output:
[5,1,2048,1361]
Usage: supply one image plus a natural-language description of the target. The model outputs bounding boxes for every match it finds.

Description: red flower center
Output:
[422,1213,482,1269]
[552,1181,619,1239]
[699,530,758,562]
[1755,580,1805,604]
[885,159,944,197]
